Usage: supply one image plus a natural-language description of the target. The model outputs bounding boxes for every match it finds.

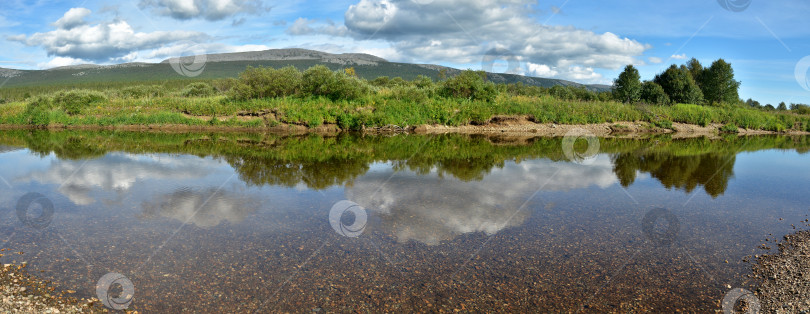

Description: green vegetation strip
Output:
[1,64,809,132]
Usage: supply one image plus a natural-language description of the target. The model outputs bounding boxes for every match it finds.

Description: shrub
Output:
[182,82,216,98]
[52,90,107,115]
[440,70,498,102]
[24,96,55,126]
[653,119,674,129]
[119,85,163,98]
[549,85,575,100]
[720,123,739,133]
[413,75,435,89]
[302,65,369,101]
[386,86,431,103]
[230,66,303,100]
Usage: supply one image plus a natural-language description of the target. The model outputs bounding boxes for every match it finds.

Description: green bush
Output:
[52,90,107,115]
[440,70,498,102]
[119,85,163,98]
[182,82,216,98]
[302,65,369,101]
[720,123,739,133]
[653,119,673,129]
[230,66,303,100]
[386,86,431,104]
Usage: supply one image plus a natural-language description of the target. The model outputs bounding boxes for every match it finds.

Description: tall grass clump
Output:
[52,90,107,115]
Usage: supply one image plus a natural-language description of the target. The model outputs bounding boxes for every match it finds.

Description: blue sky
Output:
[1,0,810,105]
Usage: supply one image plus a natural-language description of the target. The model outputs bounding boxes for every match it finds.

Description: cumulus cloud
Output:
[142,188,258,227]
[288,0,649,83]
[138,0,267,21]
[9,8,207,62]
[671,53,687,60]
[286,18,348,37]
[17,153,217,205]
[346,157,617,245]
[52,8,91,30]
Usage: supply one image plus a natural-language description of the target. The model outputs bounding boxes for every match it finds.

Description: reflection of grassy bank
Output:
[0,130,808,194]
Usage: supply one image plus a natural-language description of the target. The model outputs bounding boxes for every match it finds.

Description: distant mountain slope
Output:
[0,49,610,92]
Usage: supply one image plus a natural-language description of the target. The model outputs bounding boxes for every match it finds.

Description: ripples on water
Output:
[0,131,809,312]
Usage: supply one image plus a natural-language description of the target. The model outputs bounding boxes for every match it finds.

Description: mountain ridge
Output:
[0,48,610,92]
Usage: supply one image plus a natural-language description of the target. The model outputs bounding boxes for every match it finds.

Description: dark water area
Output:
[1,130,809,312]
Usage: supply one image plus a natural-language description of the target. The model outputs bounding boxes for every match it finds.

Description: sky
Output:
[1,0,810,105]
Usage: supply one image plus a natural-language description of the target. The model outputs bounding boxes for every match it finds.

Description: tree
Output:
[654,65,704,104]
[686,58,705,86]
[640,81,670,105]
[701,59,740,104]
[613,65,642,103]
[777,102,787,111]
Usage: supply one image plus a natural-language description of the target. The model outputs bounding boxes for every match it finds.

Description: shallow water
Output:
[0,131,809,312]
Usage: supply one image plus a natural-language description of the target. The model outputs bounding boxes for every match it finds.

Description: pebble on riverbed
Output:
[0,250,105,313]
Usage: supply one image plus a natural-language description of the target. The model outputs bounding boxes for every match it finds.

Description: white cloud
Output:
[671,53,687,60]
[17,153,216,206]
[37,56,89,69]
[52,8,91,30]
[9,8,207,62]
[138,0,267,21]
[286,18,348,37]
[346,157,618,245]
[648,56,663,64]
[288,0,649,83]
[142,188,257,227]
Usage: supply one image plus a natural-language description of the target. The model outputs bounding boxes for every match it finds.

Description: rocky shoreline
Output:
[752,228,810,313]
[0,250,102,313]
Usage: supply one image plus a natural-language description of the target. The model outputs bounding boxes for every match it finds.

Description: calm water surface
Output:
[0,131,809,312]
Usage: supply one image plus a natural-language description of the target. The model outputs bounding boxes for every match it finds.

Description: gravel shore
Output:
[752,229,810,313]
[0,250,102,313]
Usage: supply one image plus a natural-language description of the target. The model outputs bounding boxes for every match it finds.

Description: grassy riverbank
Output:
[1,66,809,133]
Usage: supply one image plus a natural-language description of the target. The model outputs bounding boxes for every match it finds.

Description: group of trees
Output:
[613,58,740,106]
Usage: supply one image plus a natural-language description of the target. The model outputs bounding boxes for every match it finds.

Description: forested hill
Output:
[0,48,609,92]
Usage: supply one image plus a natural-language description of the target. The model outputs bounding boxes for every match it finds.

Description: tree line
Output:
[613,58,809,114]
